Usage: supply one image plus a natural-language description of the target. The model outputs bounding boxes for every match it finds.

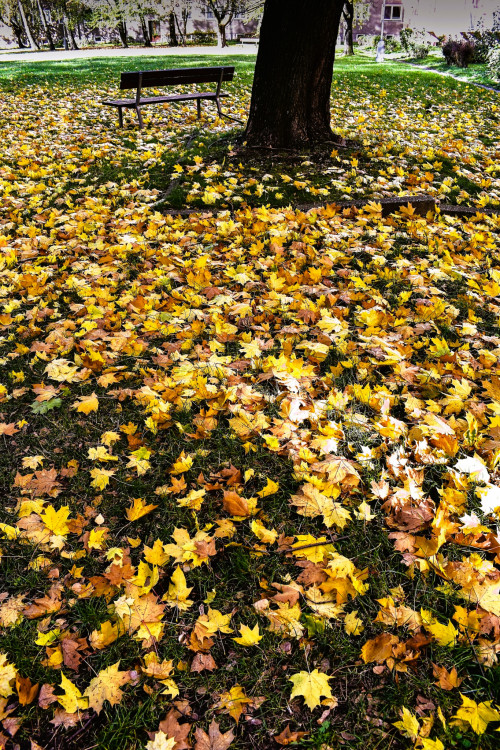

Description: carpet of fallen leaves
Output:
[1,64,500,750]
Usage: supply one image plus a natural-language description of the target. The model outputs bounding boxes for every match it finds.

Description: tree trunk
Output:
[343,2,354,56]
[216,22,228,48]
[11,18,28,48]
[245,0,344,149]
[17,0,38,50]
[174,12,185,45]
[36,0,55,50]
[67,20,79,50]
[117,20,128,48]
[140,15,152,46]
[168,12,178,46]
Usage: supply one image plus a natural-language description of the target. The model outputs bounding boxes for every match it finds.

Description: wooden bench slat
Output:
[103,92,229,108]
[120,66,234,90]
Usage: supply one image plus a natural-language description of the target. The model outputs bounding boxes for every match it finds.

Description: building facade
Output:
[355,0,498,40]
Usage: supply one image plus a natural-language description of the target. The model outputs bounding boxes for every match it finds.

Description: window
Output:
[384,5,403,21]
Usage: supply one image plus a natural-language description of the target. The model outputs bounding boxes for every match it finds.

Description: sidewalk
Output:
[0,45,257,63]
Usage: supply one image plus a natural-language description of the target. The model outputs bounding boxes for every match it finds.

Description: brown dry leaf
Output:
[432,663,463,690]
[222,490,249,517]
[274,725,308,745]
[194,720,234,750]
[61,637,87,671]
[38,683,57,709]
[50,709,84,728]
[191,653,217,673]
[28,469,62,497]
[2,717,21,737]
[0,423,19,436]
[23,585,62,619]
[16,674,39,706]
[158,708,192,749]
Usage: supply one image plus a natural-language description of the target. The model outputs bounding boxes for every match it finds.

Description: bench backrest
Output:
[120,66,235,90]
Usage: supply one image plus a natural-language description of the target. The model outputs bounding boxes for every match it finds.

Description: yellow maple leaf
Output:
[344,610,364,636]
[251,519,277,545]
[146,731,176,750]
[40,504,70,537]
[57,673,88,714]
[90,467,115,491]
[257,478,279,497]
[144,539,170,566]
[132,561,159,594]
[101,431,120,446]
[292,535,335,564]
[0,653,16,698]
[393,706,420,740]
[125,497,158,522]
[232,623,263,646]
[421,609,457,647]
[215,685,252,722]
[170,451,193,475]
[289,669,333,710]
[72,393,99,414]
[452,694,500,734]
[126,447,151,476]
[88,527,108,550]
[84,662,129,714]
[163,567,194,611]
[197,608,233,635]
[89,621,121,650]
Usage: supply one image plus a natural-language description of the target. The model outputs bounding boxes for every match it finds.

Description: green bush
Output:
[400,27,431,59]
[372,34,400,53]
[188,30,217,45]
[488,45,500,80]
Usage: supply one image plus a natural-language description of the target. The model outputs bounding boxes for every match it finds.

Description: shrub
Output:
[400,27,431,59]
[372,34,399,53]
[442,39,476,68]
[188,30,217,45]
[461,15,500,63]
[488,46,500,81]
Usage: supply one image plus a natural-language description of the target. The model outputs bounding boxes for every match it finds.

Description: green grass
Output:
[404,50,500,90]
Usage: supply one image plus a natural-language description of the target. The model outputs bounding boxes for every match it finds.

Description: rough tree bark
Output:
[245,0,344,149]
[17,0,38,50]
[168,12,178,46]
[36,0,55,50]
[343,1,355,56]
[139,15,152,47]
[117,20,128,48]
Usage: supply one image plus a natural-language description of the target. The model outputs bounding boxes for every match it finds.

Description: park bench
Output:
[103,65,237,129]
[240,37,259,47]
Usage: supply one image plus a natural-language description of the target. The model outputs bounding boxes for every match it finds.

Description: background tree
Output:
[245,0,344,149]
[342,0,370,56]
[203,0,245,48]
[88,0,130,46]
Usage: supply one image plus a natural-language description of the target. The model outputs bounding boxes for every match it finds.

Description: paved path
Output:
[0,45,257,63]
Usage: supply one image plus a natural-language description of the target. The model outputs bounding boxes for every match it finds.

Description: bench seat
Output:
[102,92,229,108]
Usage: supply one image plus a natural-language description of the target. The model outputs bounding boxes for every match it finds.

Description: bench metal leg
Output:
[135,107,144,130]
[215,97,243,124]
[197,99,201,119]
[118,107,123,128]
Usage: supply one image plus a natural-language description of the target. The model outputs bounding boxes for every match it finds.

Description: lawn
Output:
[0,53,500,750]
[405,48,500,91]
